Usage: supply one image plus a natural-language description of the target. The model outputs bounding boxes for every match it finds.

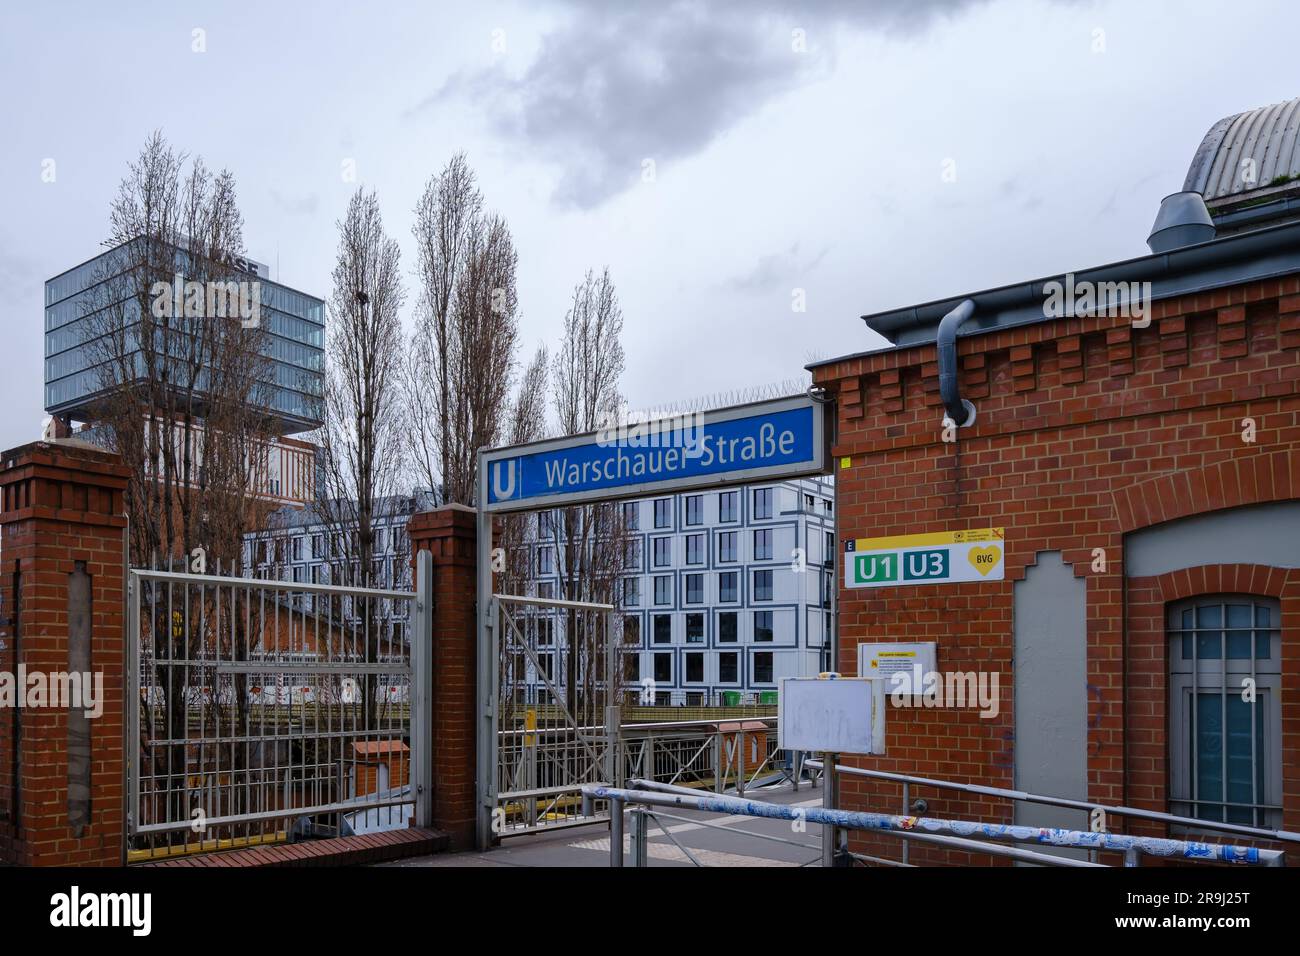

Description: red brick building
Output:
[809,98,1300,864]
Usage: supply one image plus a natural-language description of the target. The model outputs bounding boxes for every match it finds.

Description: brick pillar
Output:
[407,504,478,850]
[0,441,129,866]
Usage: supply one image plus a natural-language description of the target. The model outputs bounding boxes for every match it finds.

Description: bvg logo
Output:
[491,460,517,501]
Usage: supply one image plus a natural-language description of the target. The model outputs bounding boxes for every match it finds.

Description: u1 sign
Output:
[480,394,827,512]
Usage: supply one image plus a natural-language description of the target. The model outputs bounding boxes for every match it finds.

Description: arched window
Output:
[1168,595,1281,828]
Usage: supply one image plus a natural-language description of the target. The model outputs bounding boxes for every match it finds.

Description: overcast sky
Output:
[1,0,1296,451]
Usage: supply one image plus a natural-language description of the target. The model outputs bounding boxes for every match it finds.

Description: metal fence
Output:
[126,557,431,861]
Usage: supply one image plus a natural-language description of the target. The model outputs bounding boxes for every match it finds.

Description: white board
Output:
[777,678,885,754]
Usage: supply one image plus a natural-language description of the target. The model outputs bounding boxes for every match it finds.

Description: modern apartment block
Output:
[531,475,837,706]
[242,495,429,644]
[45,240,325,432]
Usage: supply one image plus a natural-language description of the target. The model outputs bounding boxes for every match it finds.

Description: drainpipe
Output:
[937,298,977,427]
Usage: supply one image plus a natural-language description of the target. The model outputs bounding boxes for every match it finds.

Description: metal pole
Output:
[630,807,648,867]
[822,752,839,867]
[609,795,624,867]
[411,551,433,828]
[902,781,910,866]
[476,451,496,850]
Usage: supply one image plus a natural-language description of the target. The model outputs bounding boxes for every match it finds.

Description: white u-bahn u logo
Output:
[492,461,517,500]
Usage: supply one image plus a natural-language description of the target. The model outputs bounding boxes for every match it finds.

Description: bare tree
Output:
[82,132,278,839]
[549,269,628,712]
[499,343,550,598]
[405,154,520,505]
[86,131,275,569]
[314,187,407,727]
[497,344,549,731]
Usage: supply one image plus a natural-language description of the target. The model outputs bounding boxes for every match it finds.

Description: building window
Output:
[537,546,554,574]
[622,577,640,607]
[623,615,641,645]
[538,511,554,537]
[685,495,703,526]
[654,653,672,683]
[623,501,640,530]
[805,494,815,512]
[537,581,554,600]
[753,651,773,683]
[719,652,738,684]
[685,652,704,683]
[686,613,704,643]
[653,614,672,644]
[291,537,303,562]
[753,569,773,601]
[653,537,672,567]
[825,531,835,566]
[1169,596,1281,827]
[753,528,772,561]
[312,534,325,559]
[719,491,738,523]
[685,533,705,566]
[625,652,640,683]
[537,618,554,646]
[719,612,738,643]
[823,498,833,514]
[754,610,773,642]
[753,487,772,520]
[536,654,554,682]
[624,539,641,569]
[653,575,672,606]
[653,498,672,528]
[719,571,738,603]
[375,527,387,553]
[717,531,737,563]
[685,573,704,605]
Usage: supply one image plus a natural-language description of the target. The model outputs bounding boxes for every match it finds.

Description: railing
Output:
[807,760,1297,866]
[126,557,431,861]
[619,716,797,795]
[588,780,1286,868]
[491,594,618,836]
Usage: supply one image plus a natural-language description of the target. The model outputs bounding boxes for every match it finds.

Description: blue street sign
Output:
[480,395,826,512]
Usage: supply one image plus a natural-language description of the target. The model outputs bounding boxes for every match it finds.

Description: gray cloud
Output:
[270,189,320,215]
[727,241,829,292]
[416,0,989,208]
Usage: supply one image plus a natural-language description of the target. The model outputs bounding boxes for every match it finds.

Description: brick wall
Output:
[811,279,1300,865]
[0,441,129,866]
[407,504,478,850]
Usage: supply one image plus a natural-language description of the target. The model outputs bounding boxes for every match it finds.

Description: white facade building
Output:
[532,476,836,706]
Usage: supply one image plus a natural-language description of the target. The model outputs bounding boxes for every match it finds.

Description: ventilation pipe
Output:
[937,298,977,428]
[1147,191,1216,253]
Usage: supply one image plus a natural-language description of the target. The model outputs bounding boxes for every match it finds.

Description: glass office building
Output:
[45,239,325,434]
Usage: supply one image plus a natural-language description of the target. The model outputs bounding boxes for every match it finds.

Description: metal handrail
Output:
[592,783,1285,867]
[806,760,1300,846]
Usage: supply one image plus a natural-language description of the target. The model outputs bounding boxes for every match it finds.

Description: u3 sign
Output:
[845,529,1005,588]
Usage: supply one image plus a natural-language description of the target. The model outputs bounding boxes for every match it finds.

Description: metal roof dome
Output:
[1184,96,1300,211]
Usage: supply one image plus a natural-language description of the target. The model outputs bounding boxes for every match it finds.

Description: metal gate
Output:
[126,554,432,861]
[486,594,621,838]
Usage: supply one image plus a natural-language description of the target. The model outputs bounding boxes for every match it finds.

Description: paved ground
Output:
[381,783,827,867]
